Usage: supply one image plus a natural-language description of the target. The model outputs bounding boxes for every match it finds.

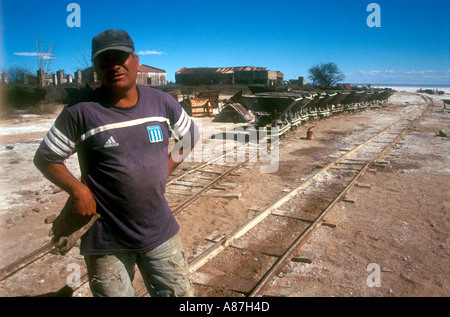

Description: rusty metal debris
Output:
[241,89,394,133]
[179,91,220,117]
[213,103,253,123]
[178,87,393,132]
[180,98,214,117]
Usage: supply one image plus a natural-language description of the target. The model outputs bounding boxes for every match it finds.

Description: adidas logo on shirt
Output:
[104,136,119,148]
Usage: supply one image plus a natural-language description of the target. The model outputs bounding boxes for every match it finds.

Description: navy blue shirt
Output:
[35,85,197,255]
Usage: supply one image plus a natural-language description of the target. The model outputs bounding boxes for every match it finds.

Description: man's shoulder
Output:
[66,86,104,109]
[137,85,176,103]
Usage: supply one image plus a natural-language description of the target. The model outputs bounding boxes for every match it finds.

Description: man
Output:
[34,29,199,297]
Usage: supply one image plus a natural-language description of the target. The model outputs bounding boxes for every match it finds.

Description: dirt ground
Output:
[273,96,450,297]
[0,91,448,297]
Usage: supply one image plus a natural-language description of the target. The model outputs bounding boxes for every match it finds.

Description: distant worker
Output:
[34,29,199,297]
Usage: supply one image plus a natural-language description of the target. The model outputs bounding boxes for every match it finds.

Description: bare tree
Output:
[36,37,55,73]
[7,65,32,83]
[75,42,91,71]
[308,62,345,86]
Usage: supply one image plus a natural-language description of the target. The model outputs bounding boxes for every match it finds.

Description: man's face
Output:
[94,50,139,92]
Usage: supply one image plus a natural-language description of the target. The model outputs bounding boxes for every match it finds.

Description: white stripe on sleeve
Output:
[43,125,76,158]
[172,110,192,139]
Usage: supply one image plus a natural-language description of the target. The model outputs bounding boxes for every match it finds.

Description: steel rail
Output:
[172,155,256,216]
[249,103,432,296]
[70,100,434,297]
[187,112,413,273]
[1,95,428,295]
[0,143,257,283]
[167,144,244,186]
[75,100,434,296]
[0,242,56,281]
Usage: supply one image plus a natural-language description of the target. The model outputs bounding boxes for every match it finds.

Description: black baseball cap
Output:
[91,29,135,61]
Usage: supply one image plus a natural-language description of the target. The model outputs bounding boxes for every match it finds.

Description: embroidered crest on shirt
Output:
[104,136,119,148]
[147,125,163,143]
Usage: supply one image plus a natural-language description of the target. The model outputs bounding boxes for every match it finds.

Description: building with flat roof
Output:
[175,66,283,86]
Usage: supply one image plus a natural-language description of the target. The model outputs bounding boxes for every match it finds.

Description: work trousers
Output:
[84,233,194,297]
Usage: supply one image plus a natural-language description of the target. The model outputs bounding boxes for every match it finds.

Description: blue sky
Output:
[1,0,449,84]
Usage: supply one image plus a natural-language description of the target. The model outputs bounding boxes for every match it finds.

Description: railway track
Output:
[0,94,433,297]
[187,99,433,297]
[0,140,261,295]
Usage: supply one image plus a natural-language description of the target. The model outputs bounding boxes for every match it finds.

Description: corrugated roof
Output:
[139,64,166,73]
[176,67,219,75]
[176,66,267,75]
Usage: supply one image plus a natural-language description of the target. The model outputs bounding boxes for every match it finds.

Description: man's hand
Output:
[70,184,97,222]
[49,196,99,255]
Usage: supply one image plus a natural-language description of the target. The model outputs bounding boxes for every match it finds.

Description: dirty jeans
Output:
[84,233,194,297]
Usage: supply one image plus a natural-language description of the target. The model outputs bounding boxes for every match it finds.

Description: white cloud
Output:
[345,69,450,84]
[137,50,164,55]
[14,52,56,60]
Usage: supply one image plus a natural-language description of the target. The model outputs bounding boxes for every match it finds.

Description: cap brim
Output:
[92,46,134,61]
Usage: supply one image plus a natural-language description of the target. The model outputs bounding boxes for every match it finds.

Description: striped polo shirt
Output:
[34,85,197,255]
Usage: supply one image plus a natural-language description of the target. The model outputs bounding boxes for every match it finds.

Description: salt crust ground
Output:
[0,91,448,297]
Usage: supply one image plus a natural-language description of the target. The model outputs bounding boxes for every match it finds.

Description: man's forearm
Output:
[34,156,84,195]
[168,154,181,176]
[34,155,96,218]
